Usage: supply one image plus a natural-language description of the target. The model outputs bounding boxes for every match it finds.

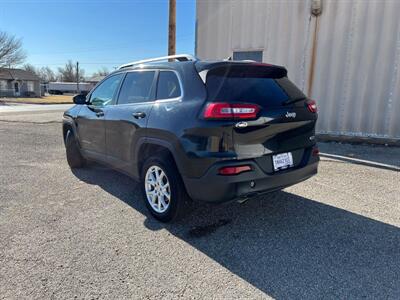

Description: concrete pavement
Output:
[0,103,73,113]
[0,104,71,124]
[0,108,399,299]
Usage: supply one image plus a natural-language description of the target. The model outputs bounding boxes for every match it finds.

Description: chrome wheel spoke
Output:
[150,172,157,183]
[151,193,157,204]
[147,177,156,186]
[155,169,161,181]
[161,188,170,200]
[159,195,167,207]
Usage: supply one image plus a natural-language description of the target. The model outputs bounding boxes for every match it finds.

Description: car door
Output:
[76,73,125,160]
[104,70,157,173]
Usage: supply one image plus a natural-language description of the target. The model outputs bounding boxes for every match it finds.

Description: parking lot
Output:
[0,107,399,299]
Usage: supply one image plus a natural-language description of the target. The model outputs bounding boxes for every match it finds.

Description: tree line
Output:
[0,30,110,82]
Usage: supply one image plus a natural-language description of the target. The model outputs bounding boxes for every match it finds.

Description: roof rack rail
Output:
[118,54,197,69]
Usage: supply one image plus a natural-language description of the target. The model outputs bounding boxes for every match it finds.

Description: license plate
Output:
[272,152,294,171]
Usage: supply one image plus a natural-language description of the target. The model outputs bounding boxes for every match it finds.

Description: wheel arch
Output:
[134,137,184,179]
[62,119,79,146]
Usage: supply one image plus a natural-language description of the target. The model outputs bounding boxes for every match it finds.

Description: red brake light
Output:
[306,99,317,113]
[204,102,260,120]
[218,165,252,175]
[312,146,319,156]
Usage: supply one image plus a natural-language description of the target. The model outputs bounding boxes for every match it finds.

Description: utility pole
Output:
[168,0,176,56]
[76,61,80,94]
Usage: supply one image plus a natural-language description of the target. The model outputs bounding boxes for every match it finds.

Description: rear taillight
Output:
[218,165,252,175]
[306,99,317,113]
[204,102,260,120]
[312,146,319,156]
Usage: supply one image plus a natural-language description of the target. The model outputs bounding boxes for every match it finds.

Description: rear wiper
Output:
[282,97,306,106]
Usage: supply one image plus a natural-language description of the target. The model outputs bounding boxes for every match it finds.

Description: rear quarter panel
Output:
[145,64,236,178]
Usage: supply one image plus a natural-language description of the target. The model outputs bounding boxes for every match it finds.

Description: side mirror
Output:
[73,94,87,105]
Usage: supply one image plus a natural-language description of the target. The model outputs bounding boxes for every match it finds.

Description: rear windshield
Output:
[206,66,305,107]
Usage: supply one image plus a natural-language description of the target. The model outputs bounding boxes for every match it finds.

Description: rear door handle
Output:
[132,112,146,119]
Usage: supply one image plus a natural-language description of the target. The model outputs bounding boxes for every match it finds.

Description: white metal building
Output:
[196,0,400,143]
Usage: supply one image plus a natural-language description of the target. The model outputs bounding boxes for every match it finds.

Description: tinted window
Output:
[90,74,124,106]
[275,77,306,100]
[233,51,263,62]
[156,71,181,99]
[117,71,155,104]
[206,76,289,108]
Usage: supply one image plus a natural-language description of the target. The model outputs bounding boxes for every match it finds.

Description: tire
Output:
[141,155,189,222]
[65,129,86,168]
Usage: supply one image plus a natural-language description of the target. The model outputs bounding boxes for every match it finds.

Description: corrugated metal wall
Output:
[196,0,400,141]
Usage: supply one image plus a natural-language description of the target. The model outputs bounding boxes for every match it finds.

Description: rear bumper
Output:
[183,157,319,203]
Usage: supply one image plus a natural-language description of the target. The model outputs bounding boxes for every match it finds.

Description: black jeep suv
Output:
[63,55,319,222]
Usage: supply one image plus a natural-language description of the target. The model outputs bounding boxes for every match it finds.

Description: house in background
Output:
[0,68,41,97]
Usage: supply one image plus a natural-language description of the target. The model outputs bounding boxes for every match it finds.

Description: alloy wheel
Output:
[145,165,171,213]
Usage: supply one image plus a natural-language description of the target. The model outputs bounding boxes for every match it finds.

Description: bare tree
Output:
[0,31,26,67]
[92,67,110,77]
[58,60,85,82]
[22,63,37,75]
[38,66,57,82]
[22,64,58,82]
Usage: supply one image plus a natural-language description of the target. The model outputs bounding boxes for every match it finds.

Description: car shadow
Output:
[72,165,400,298]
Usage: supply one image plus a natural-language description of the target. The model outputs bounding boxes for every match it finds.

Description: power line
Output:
[28,35,194,56]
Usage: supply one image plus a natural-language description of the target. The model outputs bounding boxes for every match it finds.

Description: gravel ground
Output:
[0,110,399,299]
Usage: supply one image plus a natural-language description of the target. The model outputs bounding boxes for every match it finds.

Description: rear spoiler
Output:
[195,61,287,83]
